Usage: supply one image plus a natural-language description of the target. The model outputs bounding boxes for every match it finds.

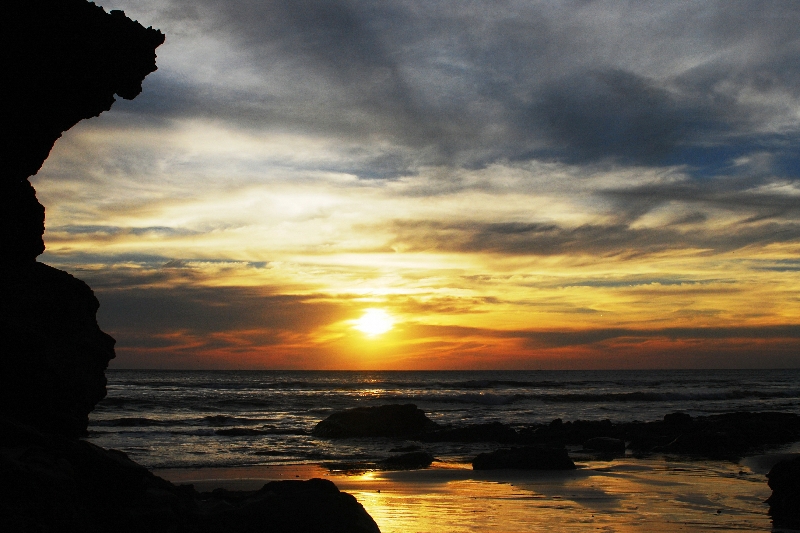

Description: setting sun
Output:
[353,309,395,337]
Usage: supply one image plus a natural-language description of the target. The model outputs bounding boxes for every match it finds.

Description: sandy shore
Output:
[153,454,799,533]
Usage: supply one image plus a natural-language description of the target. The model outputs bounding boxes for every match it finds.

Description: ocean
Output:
[87,369,800,469]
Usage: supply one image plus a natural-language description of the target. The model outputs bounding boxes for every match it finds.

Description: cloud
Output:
[384,217,800,257]
[93,0,800,177]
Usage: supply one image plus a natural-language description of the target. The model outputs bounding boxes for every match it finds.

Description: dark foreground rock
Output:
[0,420,380,533]
[473,446,576,470]
[0,262,115,438]
[766,455,800,529]
[1,3,382,532]
[2,0,163,440]
[312,404,438,438]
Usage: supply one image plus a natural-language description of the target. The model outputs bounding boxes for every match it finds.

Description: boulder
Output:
[378,451,435,471]
[472,446,576,470]
[0,420,380,533]
[312,404,438,439]
[766,455,800,529]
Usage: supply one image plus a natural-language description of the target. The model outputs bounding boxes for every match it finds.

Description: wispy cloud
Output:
[32,0,800,368]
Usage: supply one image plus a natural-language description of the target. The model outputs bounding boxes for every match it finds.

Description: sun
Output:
[353,308,395,337]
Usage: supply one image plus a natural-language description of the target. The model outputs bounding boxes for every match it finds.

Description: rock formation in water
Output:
[0,3,380,532]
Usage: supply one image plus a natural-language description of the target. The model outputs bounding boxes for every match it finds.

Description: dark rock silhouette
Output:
[766,455,800,529]
[0,421,379,533]
[472,446,576,470]
[4,0,164,188]
[378,451,435,471]
[0,263,115,438]
[582,437,626,455]
[312,404,439,438]
[2,0,164,439]
[422,421,519,444]
[1,3,381,532]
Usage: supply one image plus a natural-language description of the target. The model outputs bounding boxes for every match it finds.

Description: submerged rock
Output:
[423,421,518,443]
[312,404,438,439]
[583,437,626,455]
[378,451,435,470]
[472,446,576,470]
[767,455,800,529]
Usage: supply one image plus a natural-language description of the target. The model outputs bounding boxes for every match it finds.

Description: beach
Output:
[91,370,800,531]
[155,454,788,532]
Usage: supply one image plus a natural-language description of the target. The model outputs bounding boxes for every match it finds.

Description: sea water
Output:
[87,369,800,469]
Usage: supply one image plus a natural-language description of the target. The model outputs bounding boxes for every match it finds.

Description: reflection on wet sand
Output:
[157,458,774,533]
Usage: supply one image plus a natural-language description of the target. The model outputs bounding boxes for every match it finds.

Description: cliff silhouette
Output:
[0,2,379,531]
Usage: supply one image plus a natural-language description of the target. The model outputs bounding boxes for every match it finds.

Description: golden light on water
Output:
[353,309,395,337]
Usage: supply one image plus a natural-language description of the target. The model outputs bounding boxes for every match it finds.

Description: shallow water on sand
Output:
[157,456,782,533]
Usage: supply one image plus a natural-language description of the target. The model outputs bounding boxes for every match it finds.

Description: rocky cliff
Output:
[1,0,164,438]
[0,3,380,531]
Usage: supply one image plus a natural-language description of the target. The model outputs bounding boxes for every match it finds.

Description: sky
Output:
[34,0,800,370]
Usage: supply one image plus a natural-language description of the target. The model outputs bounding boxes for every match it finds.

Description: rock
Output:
[472,446,576,470]
[0,0,163,439]
[0,420,380,533]
[378,451,435,471]
[423,421,518,443]
[4,0,165,186]
[767,455,800,529]
[657,412,800,459]
[0,3,382,532]
[583,437,626,455]
[312,404,438,439]
[0,259,116,439]
[663,412,693,428]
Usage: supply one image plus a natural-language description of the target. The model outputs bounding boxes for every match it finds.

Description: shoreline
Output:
[154,454,794,533]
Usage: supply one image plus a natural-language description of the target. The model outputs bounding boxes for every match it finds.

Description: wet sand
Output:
[154,456,791,532]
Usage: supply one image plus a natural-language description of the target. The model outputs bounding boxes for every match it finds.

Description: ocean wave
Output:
[93,417,171,427]
[215,427,307,437]
[539,389,800,403]
[414,393,528,405]
[202,415,273,427]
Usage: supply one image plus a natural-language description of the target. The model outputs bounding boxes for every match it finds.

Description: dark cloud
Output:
[385,217,800,257]
[96,285,341,335]
[525,69,726,166]
[102,0,800,179]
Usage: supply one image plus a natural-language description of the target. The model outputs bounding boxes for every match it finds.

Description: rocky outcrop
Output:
[0,421,380,533]
[2,0,164,438]
[0,263,115,438]
[1,3,382,532]
[4,0,164,188]
[314,407,800,463]
[472,446,576,470]
[766,455,800,529]
[312,404,439,439]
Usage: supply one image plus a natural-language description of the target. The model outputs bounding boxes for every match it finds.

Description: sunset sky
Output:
[35,0,800,369]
